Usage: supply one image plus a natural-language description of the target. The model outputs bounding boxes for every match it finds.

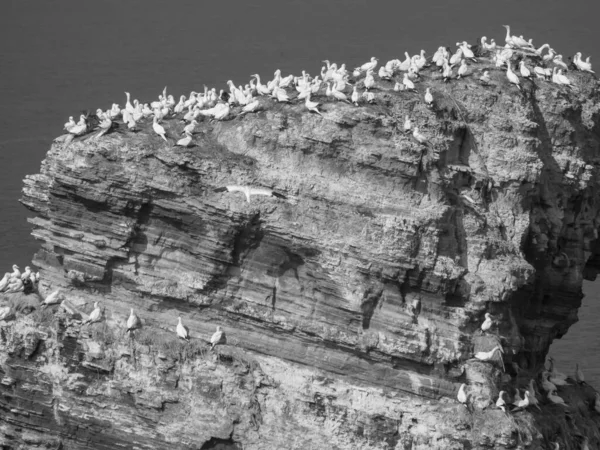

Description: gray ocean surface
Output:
[1,0,599,386]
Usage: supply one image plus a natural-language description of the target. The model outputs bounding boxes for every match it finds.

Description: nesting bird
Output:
[83,302,102,325]
[176,316,189,341]
[126,308,142,334]
[214,185,287,203]
[210,325,226,349]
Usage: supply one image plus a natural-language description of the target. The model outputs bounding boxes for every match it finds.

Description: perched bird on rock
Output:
[126,308,142,334]
[424,88,433,107]
[210,325,226,349]
[496,390,507,413]
[5,278,23,293]
[412,127,428,145]
[10,265,21,280]
[547,390,567,407]
[20,266,32,282]
[0,273,10,292]
[177,316,189,341]
[481,313,493,333]
[214,185,287,203]
[152,116,168,142]
[403,115,412,134]
[41,289,62,308]
[512,391,530,411]
[175,133,193,148]
[479,71,491,85]
[575,364,585,384]
[0,306,13,321]
[305,94,323,116]
[457,383,468,406]
[83,302,102,325]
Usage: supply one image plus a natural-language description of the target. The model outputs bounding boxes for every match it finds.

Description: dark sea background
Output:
[1,0,599,386]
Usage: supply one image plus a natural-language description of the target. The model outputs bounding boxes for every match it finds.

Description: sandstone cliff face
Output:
[2,54,600,449]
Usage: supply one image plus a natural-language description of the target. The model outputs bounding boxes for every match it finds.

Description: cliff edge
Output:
[2,50,600,449]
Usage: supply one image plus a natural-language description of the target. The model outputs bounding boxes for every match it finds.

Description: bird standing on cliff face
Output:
[481,313,493,333]
[412,127,428,145]
[511,390,530,411]
[496,391,507,413]
[210,326,226,349]
[305,94,323,116]
[126,308,142,334]
[177,317,189,341]
[403,115,412,134]
[506,61,522,91]
[547,390,568,407]
[175,133,193,148]
[424,88,433,107]
[152,116,168,142]
[457,60,468,79]
[457,383,468,406]
[213,185,287,203]
[41,289,62,308]
[0,273,10,292]
[10,265,21,280]
[479,71,491,85]
[83,302,102,325]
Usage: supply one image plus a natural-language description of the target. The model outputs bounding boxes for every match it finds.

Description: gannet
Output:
[394,82,403,92]
[360,57,378,72]
[68,115,88,136]
[512,391,530,411]
[240,98,260,115]
[175,133,193,148]
[479,71,491,85]
[398,52,411,71]
[547,390,567,406]
[305,94,323,116]
[424,88,433,107]
[213,185,287,203]
[10,265,20,279]
[413,50,427,69]
[457,383,468,406]
[519,61,532,80]
[176,316,189,341]
[541,372,557,393]
[535,43,550,56]
[212,102,230,120]
[64,116,76,132]
[403,115,411,134]
[351,86,360,105]
[378,65,393,80]
[0,273,10,292]
[95,114,113,139]
[574,52,594,73]
[83,302,102,325]
[182,120,198,135]
[496,391,507,412]
[506,61,521,91]
[534,66,552,80]
[527,380,542,411]
[126,308,142,334]
[432,46,445,65]
[412,127,428,144]
[553,55,568,71]
[362,91,375,104]
[152,116,168,142]
[474,345,503,362]
[210,325,226,349]
[457,60,468,79]
[363,71,375,90]
[0,306,12,321]
[459,42,476,62]
[503,25,528,48]
[20,266,32,281]
[481,313,493,332]
[252,74,272,96]
[402,73,416,91]
[327,83,351,103]
[124,92,135,114]
[5,278,23,293]
[543,48,556,62]
[174,95,186,115]
[352,67,361,77]
[42,289,62,308]
[449,48,463,66]
[554,69,573,88]
[442,61,453,82]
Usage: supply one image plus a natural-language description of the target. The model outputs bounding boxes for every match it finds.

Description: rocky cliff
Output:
[2,52,600,449]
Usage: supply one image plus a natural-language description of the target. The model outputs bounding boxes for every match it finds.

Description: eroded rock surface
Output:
[2,52,600,448]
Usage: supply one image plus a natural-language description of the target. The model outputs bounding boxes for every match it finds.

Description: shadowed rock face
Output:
[2,54,600,448]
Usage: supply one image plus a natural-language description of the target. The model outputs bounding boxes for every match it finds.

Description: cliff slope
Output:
[2,51,600,449]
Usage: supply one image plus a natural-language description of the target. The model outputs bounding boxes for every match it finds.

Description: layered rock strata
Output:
[1,54,600,448]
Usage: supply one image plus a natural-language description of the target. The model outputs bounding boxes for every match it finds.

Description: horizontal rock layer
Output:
[2,53,600,448]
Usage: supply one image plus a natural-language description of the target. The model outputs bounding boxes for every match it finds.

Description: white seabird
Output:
[41,289,62,308]
[547,390,567,407]
[212,102,231,120]
[241,99,260,115]
[305,94,323,116]
[496,390,507,412]
[177,316,189,341]
[20,266,32,281]
[5,278,24,293]
[152,116,168,142]
[182,120,198,135]
[360,57,378,73]
[479,71,491,85]
[481,313,493,332]
[457,60,468,79]
[402,73,416,91]
[64,116,76,132]
[351,86,360,105]
[412,127,428,144]
[457,383,468,406]
[512,391,530,411]
[126,308,142,334]
[474,345,504,365]
[10,265,21,280]
[0,273,10,292]
[83,302,102,325]
[210,325,226,349]
[519,61,532,80]
[553,55,569,71]
[574,52,594,73]
[362,91,375,104]
[214,185,287,203]
[424,88,433,107]
[506,61,521,91]
[0,306,13,321]
[403,115,411,134]
[175,133,193,148]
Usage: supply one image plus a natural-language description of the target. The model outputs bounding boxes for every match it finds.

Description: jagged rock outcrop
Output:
[2,52,600,449]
